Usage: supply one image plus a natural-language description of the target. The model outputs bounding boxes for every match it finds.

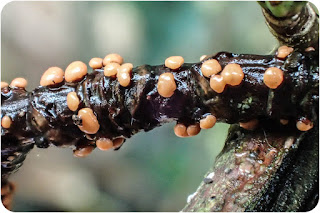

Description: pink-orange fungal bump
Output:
[187,124,201,136]
[103,53,123,66]
[10,78,27,88]
[77,108,100,134]
[296,119,313,131]
[157,72,177,98]
[174,124,188,138]
[73,146,94,158]
[201,59,222,77]
[263,67,284,89]
[89,57,103,69]
[104,62,120,77]
[1,115,12,129]
[96,138,113,151]
[221,64,244,86]
[65,61,88,83]
[67,92,80,111]
[210,75,226,93]
[40,67,64,87]
[277,45,294,59]
[200,115,217,129]
[165,56,184,70]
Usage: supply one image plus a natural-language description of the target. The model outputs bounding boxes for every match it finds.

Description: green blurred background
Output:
[1,1,277,212]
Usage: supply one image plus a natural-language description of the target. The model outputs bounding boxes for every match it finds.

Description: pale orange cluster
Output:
[174,123,201,138]
[102,54,133,87]
[200,57,244,94]
[173,114,217,138]
[156,56,185,98]
[96,137,125,151]
[277,45,294,59]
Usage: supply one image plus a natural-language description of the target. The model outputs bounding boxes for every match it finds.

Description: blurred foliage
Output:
[1,1,277,212]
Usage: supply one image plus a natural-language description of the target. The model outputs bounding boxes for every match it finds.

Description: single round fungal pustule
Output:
[73,146,94,158]
[165,56,184,70]
[113,137,125,149]
[201,59,222,77]
[305,47,316,52]
[186,124,201,136]
[210,75,226,93]
[89,57,103,69]
[65,61,88,83]
[263,67,284,89]
[200,115,217,129]
[1,81,9,89]
[174,123,188,138]
[104,62,120,77]
[157,72,177,98]
[40,67,64,87]
[1,115,12,129]
[77,108,100,134]
[96,138,113,151]
[103,53,123,66]
[10,78,27,88]
[296,118,314,131]
[67,92,80,112]
[221,63,244,86]
[277,45,294,59]
[239,119,259,130]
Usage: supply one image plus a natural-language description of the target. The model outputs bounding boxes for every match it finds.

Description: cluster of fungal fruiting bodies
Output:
[159,56,219,138]
[1,46,316,159]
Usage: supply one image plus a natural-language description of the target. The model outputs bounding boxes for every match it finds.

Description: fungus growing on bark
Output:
[73,146,94,158]
[40,67,64,87]
[65,61,88,83]
[104,62,120,77]
[277,45,294,58]
[201,59,222,77]
[210,75,226,93]
[67,92,80,112]
[221,63,244,86]
[117,63,133,87]
[165,56,184,70]
[157,72,177,98]
[200,115,217,129]
[186,124,201,136]
[77,108,100,134]
[174,123,188,137]
[1,115,12,129]
[96,138,113,151]
[263,67,284,89]
[296,118,314,131]
[103,53,123,66]
[89,57,104,69]
[10,78,27,88]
